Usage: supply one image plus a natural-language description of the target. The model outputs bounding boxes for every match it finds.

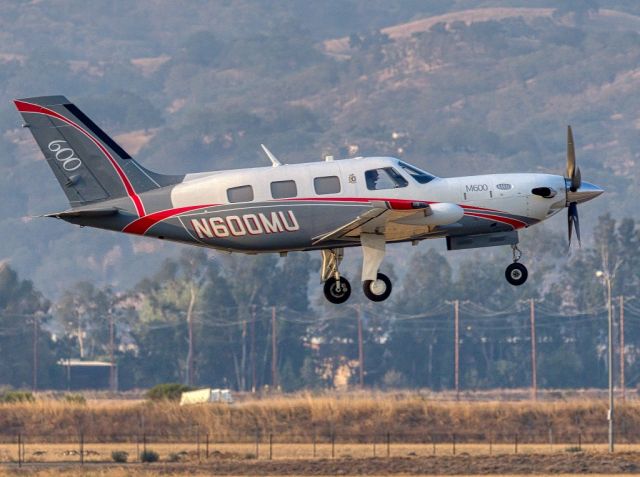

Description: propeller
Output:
[565,126,582,247]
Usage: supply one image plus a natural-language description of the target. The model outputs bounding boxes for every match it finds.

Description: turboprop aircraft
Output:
[14,96,603,304]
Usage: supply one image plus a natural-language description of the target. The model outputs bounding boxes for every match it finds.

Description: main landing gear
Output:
[321,248,351,304]
[321,234,393,304]
[505,244,528,286]
[363,273,392,302]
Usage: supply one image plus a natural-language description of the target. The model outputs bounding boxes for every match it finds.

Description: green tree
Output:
[0,263,54,388]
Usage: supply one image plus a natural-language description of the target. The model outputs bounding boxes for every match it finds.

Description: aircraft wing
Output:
[312,201,464,245]
[312,206,390,244]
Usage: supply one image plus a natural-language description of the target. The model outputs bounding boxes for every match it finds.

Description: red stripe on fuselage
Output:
[120,197,529,237]
[14,100,146,217]
[122,204,218,235]
[283,196,504,213]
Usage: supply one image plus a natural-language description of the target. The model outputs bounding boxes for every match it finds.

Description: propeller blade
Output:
[567,202,581,247]
[566,126,582,192]
[572,166,581,192]
[566,125,575,179]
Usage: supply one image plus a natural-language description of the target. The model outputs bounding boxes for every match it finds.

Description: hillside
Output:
[0,1,638,295]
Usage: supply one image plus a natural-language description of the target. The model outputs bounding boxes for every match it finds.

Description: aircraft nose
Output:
[566,181,604,204]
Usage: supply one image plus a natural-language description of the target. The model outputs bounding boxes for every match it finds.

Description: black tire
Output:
[505,263,528,286]
[363,273,393,302]
[323,277,351,304]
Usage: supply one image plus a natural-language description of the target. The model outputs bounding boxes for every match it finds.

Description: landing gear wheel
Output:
[505,263,528,286]
[363,273,392,302]
[324,277,352,304]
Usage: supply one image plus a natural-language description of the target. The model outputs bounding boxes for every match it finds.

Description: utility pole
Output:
[454,299,460,401]
[109,310,116,392]
[619,295,625,402]
[607,276,614,452]
[530,298,537,401]
[251,305,256,393]
[241,319,247,392]
[271,306,278,389]
[596,250,621,454]
[32,313,39,393]
[357,304,364,388]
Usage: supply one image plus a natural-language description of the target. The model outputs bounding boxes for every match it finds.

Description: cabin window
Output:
[398,161,437,184]
[365,167,409,190]
[314,176,341,195]
[270,180,298,199]
[227,185,254,203]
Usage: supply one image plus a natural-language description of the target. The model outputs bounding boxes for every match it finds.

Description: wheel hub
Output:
[370,279,387,295]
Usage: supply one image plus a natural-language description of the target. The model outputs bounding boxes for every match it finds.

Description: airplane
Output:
[14,96,603,304]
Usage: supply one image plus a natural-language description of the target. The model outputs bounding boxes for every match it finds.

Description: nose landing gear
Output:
[505,244,528,286]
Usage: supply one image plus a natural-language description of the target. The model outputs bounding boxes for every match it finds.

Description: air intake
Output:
[531,187,556,198]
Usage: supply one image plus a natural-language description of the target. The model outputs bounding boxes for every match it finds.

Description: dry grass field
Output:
[0,393,639,474]
[0,392,638,444]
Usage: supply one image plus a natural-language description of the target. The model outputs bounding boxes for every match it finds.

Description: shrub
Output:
[140,449,159,462]
[1,391,35,403]
[64,393,86,404]
[167,452,185,462]
[565,446,582,453]
[146,383,193,402]
[111,450,129,463]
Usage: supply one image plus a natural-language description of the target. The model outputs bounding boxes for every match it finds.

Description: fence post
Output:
[269,433,273,460]
[17,433,21,468]
[548,427,553,452]
[79,432,84,465]
[312,431,316,458]
[206,433,209,459]
[489,436,492,455]
[196,428,201,462]
[386,432,390,458]
[136,435,140,462]
[143,433,147,455]
[578,432,582,452]
[255,429,259,459]
[331,433,335,459]
[452,433,456,456]
[432,435,436,455]
[373,440,376,458]
[514,434,518,454]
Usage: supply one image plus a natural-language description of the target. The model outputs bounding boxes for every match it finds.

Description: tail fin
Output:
[14,95,179,215]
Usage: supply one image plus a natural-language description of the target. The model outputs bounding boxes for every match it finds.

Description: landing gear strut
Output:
[321,248,351,304]
[505,244,528,286]
[361,233,392,302]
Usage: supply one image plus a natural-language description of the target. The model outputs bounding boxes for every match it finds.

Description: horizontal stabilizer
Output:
[45,207,119,219]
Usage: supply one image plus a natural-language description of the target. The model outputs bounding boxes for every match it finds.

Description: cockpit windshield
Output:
[398,161,437,184]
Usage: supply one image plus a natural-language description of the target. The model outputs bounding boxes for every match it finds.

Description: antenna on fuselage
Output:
[260,144,282,167]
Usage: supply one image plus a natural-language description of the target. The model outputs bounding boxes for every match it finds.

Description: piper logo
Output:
[191,210,300,239]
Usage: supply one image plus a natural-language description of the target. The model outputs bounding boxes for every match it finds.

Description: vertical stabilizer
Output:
[14,96,178,216]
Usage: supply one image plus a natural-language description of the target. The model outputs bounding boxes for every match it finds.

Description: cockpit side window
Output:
[398,161,437,184]
[365,167,409,190]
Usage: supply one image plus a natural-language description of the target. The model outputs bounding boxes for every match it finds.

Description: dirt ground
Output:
[6,442,640,463]
[3,452,640,476]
